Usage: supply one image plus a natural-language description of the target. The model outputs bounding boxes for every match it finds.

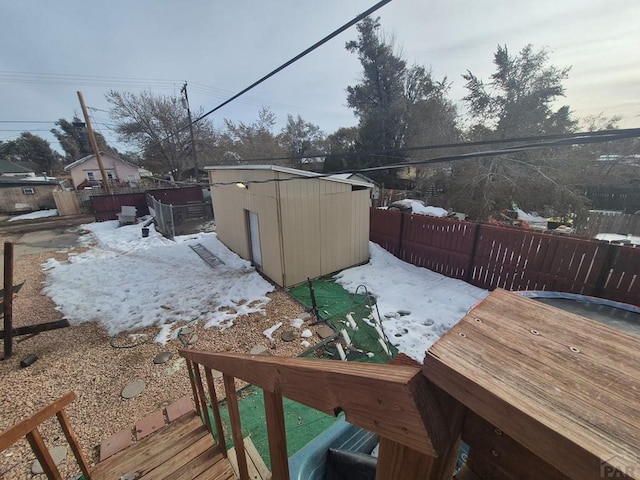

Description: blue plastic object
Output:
[288,417,379,480]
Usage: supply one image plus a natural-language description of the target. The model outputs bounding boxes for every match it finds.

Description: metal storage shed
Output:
[207,165,373,287]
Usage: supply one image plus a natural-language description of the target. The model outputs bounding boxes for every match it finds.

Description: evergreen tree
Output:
[0,132,60,175]
[447,45,581,220]
[51,116,112,162]
[345,17,458,187]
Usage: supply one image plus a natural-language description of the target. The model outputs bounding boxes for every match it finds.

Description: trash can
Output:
[141,227,149,238]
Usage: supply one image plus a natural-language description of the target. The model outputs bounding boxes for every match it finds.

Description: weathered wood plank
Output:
[424,289,640,480]
[180,350,447,457]
[0,319,70,339]
[26,428,62,480]
[204,367,227,454]
[227,437,271,480]
[263,391,289,480]
[462,411,571,480]
[56,409,91,480]
[193,362,214,434]
[223,374,249,480]
[161,447,224,480]
[186,359,204,421]
[144,435,220,479]
[92,412,206,478]
[0,392,76,450]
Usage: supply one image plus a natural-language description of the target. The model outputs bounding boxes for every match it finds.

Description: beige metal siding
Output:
[209,168,371,288]
[280,179,371,286]
[280,194,322,286]
[350,189,371,264]
[210,169,284,285]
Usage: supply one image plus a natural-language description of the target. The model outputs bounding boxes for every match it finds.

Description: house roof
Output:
[64,152,139,171]
[205,164,374,188]
[0,159,35,174]
[0,176,61,187]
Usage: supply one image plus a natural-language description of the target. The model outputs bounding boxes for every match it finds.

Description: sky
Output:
[42,217,487,362]
[1,0,639,157]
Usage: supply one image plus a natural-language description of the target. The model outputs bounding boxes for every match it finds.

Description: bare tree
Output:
[107,90,218,180]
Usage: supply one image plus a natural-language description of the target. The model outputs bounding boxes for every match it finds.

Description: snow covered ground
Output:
[41,220,488,361]
[42,220,274,343]
[335,243,488,362]
[8,208,58,222]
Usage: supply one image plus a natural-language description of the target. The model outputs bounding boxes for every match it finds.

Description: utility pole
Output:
[77,91,111,195]
[181,82,198,181]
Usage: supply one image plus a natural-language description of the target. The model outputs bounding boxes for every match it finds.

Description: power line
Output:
[216,128,640,164]
[206,128,640,186]
[0,120,56,124]
[157,0,392,146]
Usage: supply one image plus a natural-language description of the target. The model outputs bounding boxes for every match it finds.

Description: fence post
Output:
[398,212,406,260]
[465,223,482,285]
[3,242,14,360]
[593,242,617,297]
[157,198,164,235]
[170,204,175,239]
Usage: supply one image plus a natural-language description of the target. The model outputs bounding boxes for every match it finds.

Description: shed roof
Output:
[0,159,35,174]
[205,164,373,188]
[0,176,61,187]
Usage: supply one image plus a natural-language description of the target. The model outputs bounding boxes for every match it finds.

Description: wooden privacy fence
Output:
[52,191,81,216]
[574,210,640,238]
[585,186,640,213]
[370,208,640,306]
[90,193,148,221]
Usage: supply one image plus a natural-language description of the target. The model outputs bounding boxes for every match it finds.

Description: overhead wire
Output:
[208,128,640,164]
[205,128,640,186]
[154,0,393,146]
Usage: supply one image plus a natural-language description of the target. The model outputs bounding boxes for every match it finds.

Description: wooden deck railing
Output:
[179,349,463,480]
[0,392,92,480]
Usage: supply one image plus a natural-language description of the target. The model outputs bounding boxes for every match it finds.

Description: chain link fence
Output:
[147,194,213,239]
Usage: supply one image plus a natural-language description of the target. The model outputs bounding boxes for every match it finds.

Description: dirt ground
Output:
[0,217,319,479]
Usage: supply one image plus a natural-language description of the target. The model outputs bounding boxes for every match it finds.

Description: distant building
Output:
[64,152,141,189]
[0,177,62,213]
[0,159,36,178]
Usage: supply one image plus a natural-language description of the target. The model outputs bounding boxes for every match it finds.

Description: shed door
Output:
[247,210,262,268]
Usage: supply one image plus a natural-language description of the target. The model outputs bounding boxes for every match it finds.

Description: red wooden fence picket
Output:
[369,208,640,307]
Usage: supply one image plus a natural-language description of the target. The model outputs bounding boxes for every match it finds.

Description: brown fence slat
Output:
[147,186,203,205]
[602,245,640,304]
[90,193,148,221]
[370,208,402,257]
[369,208,640,306]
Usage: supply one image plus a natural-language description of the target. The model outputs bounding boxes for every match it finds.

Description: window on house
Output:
[87,172,95,181]
[22,187,35,195]
[107,172,114,180]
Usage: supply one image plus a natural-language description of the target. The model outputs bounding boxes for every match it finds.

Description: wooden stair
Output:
[92,411,236,480]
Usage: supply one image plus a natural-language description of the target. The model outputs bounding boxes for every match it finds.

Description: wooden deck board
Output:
[424,289,640,480]
[228,437,272,480]
[92,411,234,480]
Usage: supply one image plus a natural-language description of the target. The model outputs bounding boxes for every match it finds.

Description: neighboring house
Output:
[207,165,373,287]
[0,177,61,213]
[0,159,36,178]
[138,167,153,178]
[64,152,141,190]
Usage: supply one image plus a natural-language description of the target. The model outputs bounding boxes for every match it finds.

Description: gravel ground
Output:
[0,245,319,479]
